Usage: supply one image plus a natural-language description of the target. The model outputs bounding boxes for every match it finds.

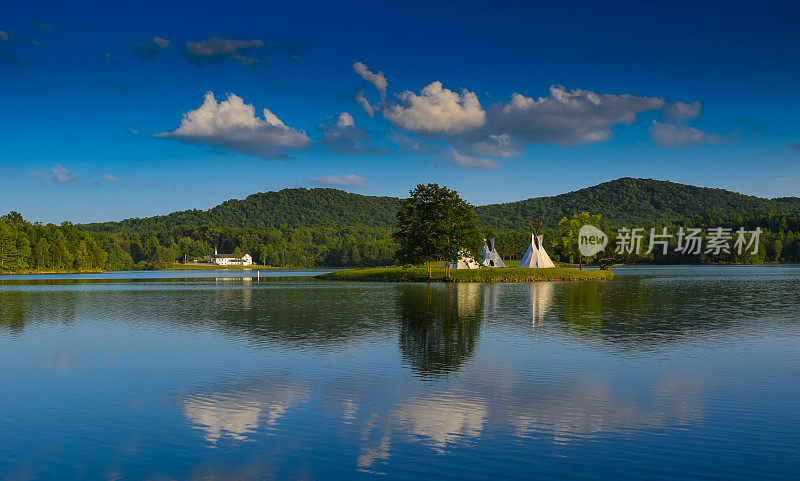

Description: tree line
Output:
[2,187,800,273]
[0,211,395,273]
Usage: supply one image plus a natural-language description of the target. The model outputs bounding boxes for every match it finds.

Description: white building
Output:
[209,249,253,266]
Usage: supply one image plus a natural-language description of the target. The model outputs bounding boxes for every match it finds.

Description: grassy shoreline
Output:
[316,266,614,283]
[163,264,282,270]
[0,268,105,275]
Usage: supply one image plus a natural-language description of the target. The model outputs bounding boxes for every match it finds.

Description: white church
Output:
[208,249,253,266]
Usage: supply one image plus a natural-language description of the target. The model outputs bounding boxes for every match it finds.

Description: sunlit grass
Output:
[317,266,613,282]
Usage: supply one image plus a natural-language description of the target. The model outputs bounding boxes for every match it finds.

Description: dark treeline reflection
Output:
[556,272,799,350]
[397,284,483,377]
[0,279,396,347]
[2,267,798,360]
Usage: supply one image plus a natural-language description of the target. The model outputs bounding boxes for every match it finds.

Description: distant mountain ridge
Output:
[80,178,800,233]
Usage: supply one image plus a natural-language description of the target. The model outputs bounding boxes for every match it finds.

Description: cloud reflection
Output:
[183,378,310,444]
[393,392,488,450]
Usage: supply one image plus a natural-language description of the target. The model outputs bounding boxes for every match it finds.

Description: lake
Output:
[1,266,798,480]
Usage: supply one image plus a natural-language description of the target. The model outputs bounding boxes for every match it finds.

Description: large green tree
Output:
[394,184,483,278]
[557,212,603,268]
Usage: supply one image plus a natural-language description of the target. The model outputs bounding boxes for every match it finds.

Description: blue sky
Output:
[1,0,798,223]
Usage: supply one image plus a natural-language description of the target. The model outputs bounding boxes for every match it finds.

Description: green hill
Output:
[81,178,800,233]
[477,177,800,229]
[5,178,799,273]
[83,188,401,232]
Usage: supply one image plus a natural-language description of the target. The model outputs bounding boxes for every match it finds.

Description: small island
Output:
[317,266,613,283]
[316,184,614,284]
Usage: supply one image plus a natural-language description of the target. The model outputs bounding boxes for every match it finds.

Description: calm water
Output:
[1,266,798,480]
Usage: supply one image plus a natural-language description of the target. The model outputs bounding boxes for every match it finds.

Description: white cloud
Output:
[464,134,523,158]
[29,163,81,184]
[386,131,432,154]
[152,37,169,49]
[648,121,725,148]
[51,164,81,184]
[137,36,169,59]
[487,85,664,145]
[353,61,387,100]
[383,81,486,136]
[663,101,701,122]
[102,173,118,182]
[155,92,310,158]
[310,174,370,188]
[185,37,264,65]
[319,112,378,154]
[440,149,500,170]
[355,89,375,117]
[336,112,354,127]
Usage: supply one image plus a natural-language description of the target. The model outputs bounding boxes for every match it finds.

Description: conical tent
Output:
[481,238,506,267]
[443,251,481,269]
[518,234,556,268]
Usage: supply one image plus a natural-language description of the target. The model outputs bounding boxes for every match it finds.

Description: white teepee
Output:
[518,233,556,268]
[481,238,506,267]
[443,251,481,269]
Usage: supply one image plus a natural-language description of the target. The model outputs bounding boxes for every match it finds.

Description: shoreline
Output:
[316,266,614,283]
[2,263,797,277]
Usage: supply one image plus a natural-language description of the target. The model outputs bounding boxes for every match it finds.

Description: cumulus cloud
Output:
[648,121,726,148]
[184,37,264,66]
[310,174,370,188]
[440,149,500,170]
[136,36,169,59]
[383,81,486,136]
[29,164,81,184]
[355,89,375,117]
[487,85,664,145]
[155,92,310,159]
[663,101,701,122]
[353,61,387,100]
[336,111,354,127]
[0,31,8,41]
[464,134,523,158]
[386,131,433,155]
[102,173,118,182]
[319,112,381,154]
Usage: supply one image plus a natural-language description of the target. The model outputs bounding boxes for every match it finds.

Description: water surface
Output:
[1,266,798,480]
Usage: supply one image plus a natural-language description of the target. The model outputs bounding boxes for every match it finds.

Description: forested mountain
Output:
[81,178,800,233]
[2,178,799,273]
[83,188,401,232]
[480,178,800,229]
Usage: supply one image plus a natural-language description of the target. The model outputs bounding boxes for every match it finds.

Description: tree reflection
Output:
[397,283,483,377]
[561,281,603,333]
[0,291,27,335]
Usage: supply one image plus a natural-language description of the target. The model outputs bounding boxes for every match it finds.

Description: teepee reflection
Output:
[530,282,554,331]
